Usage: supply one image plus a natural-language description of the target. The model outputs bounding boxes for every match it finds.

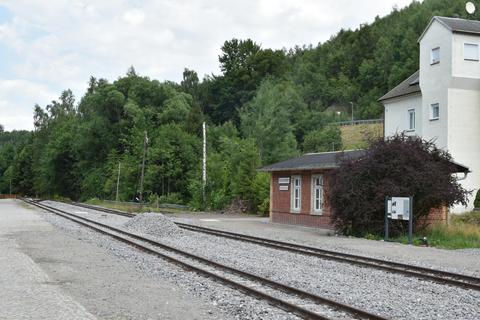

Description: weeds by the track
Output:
[393,212,480,249]
[85,198,184,214]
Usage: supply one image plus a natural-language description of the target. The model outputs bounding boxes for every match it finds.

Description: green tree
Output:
[303,126,343,153]
[241,79,301,164]
[328,134,470,236]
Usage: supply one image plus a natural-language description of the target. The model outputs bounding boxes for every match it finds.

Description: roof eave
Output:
[378,89,422,103]
[257,165,338,173]
[452,30,480,36]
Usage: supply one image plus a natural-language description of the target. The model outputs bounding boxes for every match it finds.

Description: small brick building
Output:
[259,150,469,229]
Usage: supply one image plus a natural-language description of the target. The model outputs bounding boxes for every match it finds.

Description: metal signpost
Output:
[385,196,414,244]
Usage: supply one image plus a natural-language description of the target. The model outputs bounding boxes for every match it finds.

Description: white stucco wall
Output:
[448,88,480,211]
[384,18,480,212]
[419,20,452,149]
[384,94,422,137]
[452,33,480,79]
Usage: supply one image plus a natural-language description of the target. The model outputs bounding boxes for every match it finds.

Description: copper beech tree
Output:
[327,134,470,236]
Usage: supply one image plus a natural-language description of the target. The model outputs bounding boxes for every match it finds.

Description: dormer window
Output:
[464,43,479,61]
[430,47,440,64]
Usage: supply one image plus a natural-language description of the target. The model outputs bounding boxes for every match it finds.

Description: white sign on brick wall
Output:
[278,177,290,184]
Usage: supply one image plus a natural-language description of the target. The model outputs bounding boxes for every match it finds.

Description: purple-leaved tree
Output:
[327,134,470,236]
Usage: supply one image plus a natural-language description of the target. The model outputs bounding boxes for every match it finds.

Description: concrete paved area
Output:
[0,199,220,320]
[171,212,480,275]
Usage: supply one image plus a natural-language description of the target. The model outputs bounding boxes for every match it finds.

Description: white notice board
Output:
[387,197,411,220]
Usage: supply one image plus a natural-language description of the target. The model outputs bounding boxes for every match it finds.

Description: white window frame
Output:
[311,174,323,215]
[464,43,479,61]
[430,47,440,65]
[430,103,439,121]
[291,175,301,213]
[407,109,415,131]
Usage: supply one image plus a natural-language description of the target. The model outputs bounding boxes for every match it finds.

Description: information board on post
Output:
[385,196,414,244]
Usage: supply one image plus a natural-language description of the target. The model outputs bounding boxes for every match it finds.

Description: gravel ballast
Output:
[123,212,183,237]
[41,201,480,320]
[35,202,302,320]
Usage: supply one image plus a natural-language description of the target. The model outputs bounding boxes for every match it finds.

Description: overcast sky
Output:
[0,0,416,131]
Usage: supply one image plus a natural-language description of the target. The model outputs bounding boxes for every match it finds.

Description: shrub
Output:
[327,134,470,236]
[303,126,343,153]
[157,193,183,205]
[474,190,480,209]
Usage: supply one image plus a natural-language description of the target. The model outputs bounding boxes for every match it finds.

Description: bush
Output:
[474,190,480,209]
[302,126,343,153]
[327,134,470,236]
[251,172,270,215]
[148,192,183,204]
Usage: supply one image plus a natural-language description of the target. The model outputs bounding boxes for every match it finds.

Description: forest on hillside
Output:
[0,0,477,212]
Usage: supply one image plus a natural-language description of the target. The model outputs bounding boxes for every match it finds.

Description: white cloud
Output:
[0,0,416,130]
[0,79,58,130]
[123,9,146,26]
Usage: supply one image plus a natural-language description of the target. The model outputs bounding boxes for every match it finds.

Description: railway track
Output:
[22,198,386,320]
[61,201,480,292]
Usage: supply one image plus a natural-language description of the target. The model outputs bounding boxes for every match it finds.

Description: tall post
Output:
[115,162,121,202]
[139,131,148,202]
[408,196,414,245]
[202,122,207,209]
[384,196,389,241]
[9,179,12,195]
[350,101,354,125]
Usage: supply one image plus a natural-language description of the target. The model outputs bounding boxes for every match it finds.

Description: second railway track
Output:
[23,198,386,320]
[63,201,480,292]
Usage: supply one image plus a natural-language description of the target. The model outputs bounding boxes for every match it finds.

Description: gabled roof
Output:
[258,150,366,172]
[418,16,480,42]
[258,149,470,174]
[378,70,421,102]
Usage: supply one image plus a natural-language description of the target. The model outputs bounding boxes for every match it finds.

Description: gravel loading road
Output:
[43,201,480,320]
[3,199,224,320]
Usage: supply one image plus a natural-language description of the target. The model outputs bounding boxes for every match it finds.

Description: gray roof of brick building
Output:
[258,150,366,172]
[258,149,470,173]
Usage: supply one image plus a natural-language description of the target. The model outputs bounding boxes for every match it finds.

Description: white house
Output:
[380,16,480,212]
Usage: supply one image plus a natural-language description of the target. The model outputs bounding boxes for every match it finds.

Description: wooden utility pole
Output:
[139,131,148,202]
[115,162,121,202]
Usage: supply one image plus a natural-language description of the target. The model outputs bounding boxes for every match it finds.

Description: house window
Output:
[408,109,415,131]
[430,47,440,64]
[430,103,439,120]
[311,175,323,215]
[464,43,479,61]
[291,175,301,212]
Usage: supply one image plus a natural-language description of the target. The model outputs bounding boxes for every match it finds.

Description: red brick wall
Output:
[417,206,448,229]
[269,171,448,230]
[0,194,17,199]
[270,171,333,229]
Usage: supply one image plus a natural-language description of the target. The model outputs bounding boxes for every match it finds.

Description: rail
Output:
[67,201,480,292]
[101,199,189,210]
[22,198,386,320]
